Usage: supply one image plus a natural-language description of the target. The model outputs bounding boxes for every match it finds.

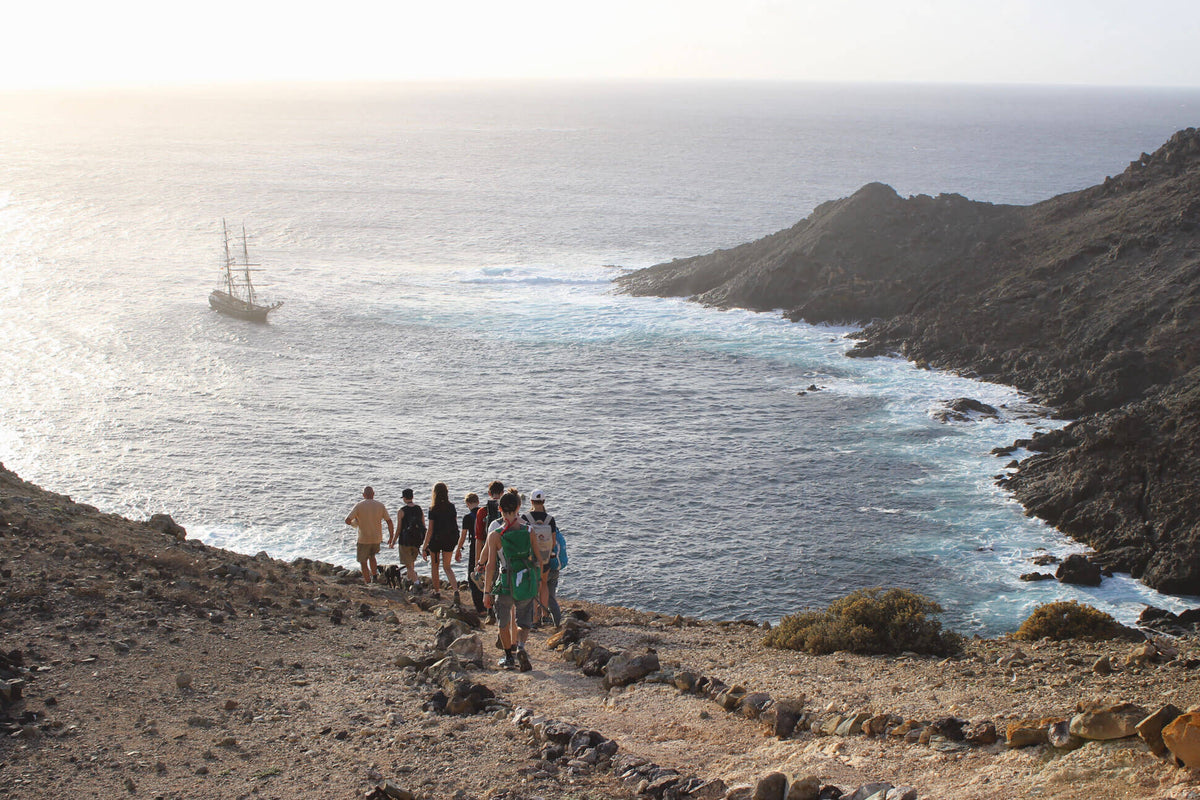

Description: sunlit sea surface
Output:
[2,81,1198,633]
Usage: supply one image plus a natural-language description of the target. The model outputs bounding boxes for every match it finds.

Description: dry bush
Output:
[764,587,960,656]
[1013,600,1141,641]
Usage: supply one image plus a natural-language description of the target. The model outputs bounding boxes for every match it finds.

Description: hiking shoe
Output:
[516,648,532,673]
[497,654,517,670]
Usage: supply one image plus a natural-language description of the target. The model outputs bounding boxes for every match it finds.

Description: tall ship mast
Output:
[208,219,282,322]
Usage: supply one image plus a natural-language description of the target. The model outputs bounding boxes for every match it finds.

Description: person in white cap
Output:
[524,489,561,628]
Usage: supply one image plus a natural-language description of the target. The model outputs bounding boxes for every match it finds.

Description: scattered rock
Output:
[1137,704,1183,757]
[147,513,186,540]
[752,772,788,800]
[1069,700,1147,740]
[602,649,660,689]
[786,776,821,800]
[1163,712,1200,768]
[1047,720,1084,750]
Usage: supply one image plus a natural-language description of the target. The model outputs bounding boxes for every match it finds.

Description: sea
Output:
[2,81,1198,635]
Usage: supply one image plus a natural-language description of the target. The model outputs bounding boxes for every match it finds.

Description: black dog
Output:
[381,564,402,588]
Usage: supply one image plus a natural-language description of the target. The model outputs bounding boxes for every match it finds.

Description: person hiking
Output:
[421,482,460,600]
[388,488,425,586]
[455,493,485,613]
[473,480,505,623]
[345,486,394,585]
[482,490,544,671]
[524,489,562,628]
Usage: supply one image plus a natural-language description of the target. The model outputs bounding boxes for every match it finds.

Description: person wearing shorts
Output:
[345,486,393,585]
[389,488,424,584]
[421,482,460,599]
[483,491,543,671]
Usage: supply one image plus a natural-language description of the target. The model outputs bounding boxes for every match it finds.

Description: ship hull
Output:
[208,290,279,323]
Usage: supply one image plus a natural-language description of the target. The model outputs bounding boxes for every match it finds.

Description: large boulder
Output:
[1069,701,1147,740]
[1163,712,1200,769]
[1137,704,1183,757]
[447,634,483,667]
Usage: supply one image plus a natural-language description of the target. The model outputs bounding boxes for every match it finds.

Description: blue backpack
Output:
[550,530,568,570]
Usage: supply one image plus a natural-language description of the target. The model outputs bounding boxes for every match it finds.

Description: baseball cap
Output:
[530,489,546,502]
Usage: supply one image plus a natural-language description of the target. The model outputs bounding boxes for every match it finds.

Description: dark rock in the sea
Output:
[934,398,999,423]
[1031,553,1061,566]
[1056,554,1102,587]
[1020,572,1055,582]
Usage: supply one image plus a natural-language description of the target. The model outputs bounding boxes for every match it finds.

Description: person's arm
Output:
[421,510,433,558]
[345,504,357,526]
[482,530,500,608]
[385,512,395,541]
[386,509,397,548]
[455,518,469,562]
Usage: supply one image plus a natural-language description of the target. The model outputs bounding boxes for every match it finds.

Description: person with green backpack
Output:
[482,490,544,671]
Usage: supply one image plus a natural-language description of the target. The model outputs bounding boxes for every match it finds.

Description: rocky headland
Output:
[617,128,1200,597]
[3,463,1200,800]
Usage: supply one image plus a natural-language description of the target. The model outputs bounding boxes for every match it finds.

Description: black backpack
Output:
[398,504,425,547]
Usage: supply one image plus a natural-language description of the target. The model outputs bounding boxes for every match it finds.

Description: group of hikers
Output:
[344,480,566,671]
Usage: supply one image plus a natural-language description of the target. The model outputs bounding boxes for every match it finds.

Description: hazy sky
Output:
[4,0,1199,89]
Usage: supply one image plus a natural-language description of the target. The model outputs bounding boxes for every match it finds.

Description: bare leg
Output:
[441,552,459,591]
[359,560,372,584]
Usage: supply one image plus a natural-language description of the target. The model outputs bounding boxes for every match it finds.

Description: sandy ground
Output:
[2,464,1199,800]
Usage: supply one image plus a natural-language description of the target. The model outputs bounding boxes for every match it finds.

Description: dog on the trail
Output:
[381,564,402,588]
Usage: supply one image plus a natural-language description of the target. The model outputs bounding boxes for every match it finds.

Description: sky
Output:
[3,0,1199,90]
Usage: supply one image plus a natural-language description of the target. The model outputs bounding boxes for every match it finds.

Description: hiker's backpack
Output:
[525,511,556,563]
[398,504,425,548]
[493,521,539,602]
[474,499,500,541]
[550,530,568,571]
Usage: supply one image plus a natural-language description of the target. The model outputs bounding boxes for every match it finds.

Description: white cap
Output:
[530,489,546,502]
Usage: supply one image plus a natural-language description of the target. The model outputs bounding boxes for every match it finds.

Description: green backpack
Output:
[492,520,539,602]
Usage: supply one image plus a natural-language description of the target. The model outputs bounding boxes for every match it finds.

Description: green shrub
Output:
[764,588,960,656]
[1013,600,1140,641]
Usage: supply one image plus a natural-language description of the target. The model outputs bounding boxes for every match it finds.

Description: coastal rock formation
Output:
[617,129,1200,595]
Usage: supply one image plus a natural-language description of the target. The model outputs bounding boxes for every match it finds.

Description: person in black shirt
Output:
[421,482,460,599]
[456,492,485,613]
[389,488,424,585]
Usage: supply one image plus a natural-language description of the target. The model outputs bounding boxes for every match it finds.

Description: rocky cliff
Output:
[617,129,1200,596]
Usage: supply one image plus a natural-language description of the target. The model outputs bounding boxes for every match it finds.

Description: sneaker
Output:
[497,654,517,670]
[516,648,532,673]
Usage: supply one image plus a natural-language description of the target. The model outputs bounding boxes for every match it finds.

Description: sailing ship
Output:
[208,219,283,322]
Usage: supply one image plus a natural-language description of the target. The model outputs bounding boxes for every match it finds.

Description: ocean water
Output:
[2,81,1198,634]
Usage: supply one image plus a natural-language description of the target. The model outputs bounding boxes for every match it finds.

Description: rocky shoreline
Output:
[3,463,1200,799]
[617,129,1200,597]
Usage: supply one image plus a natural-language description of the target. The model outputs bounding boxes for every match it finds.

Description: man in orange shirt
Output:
[345,486,394,585]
